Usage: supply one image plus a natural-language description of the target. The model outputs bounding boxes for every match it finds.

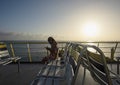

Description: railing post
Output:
[114,42,118,53]
[10,43,15,57]
[96,42,99,53]
[110,42,118,60]
[27,43,32,62]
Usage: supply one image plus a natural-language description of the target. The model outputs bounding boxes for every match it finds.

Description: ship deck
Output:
[0,63,119,85]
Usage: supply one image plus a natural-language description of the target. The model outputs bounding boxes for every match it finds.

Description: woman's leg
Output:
[40,56,49,64]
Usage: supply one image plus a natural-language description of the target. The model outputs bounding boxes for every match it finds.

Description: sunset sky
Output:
[0,0,120,41]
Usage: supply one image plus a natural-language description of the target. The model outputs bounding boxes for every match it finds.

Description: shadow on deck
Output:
[0,63,42,85]
[0,63,119,85]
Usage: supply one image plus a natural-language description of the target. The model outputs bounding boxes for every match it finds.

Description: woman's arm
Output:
[46,47,51,51]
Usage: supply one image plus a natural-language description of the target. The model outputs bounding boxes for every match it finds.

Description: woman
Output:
[40,37,58,64]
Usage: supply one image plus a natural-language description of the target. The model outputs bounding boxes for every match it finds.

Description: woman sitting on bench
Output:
[40,37,58,64]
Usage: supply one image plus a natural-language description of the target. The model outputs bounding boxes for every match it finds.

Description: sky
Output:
[0,0,120,41]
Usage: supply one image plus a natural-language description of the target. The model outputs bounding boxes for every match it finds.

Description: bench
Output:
[30,43,80,85]
[31,58,67,85]
[0,43,21,72]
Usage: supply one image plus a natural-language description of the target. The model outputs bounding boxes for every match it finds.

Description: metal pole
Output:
[27,43,32,62]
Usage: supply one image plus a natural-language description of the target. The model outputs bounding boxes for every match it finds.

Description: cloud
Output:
[0,31,66,41]
[0,31,48,40]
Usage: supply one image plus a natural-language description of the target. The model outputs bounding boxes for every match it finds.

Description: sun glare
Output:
[82,22,99,37]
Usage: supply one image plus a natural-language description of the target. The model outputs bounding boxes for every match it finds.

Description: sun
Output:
[82,22,99,37]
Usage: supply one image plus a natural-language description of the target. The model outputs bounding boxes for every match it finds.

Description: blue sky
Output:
[0,0,120,41]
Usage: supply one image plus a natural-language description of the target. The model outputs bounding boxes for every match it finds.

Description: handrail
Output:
[0,41,66,62]
[64,42,120,85]
[1,40,120,62]
[73,44,112,85]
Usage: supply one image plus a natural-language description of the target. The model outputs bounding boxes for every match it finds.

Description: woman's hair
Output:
[48,37,57,45]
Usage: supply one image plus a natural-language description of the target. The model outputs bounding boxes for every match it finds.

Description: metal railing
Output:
[0,41,66,62]
[0,41,120,62]
[80,42,120,60]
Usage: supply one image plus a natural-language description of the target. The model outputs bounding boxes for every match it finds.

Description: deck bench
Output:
[31,57,71,85]
[0,49,21,72]
[31,43,76,85]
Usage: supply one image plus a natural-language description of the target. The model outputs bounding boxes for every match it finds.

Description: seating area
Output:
[0,45,21,72]
[30,43,74,85]
[30,42,120,85]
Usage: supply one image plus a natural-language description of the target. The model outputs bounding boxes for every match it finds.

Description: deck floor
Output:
[0,63,119,85]
[75,64,119,85]
[0,63,42,85]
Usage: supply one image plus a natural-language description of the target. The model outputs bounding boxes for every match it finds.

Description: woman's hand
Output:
[46,47,50,50]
